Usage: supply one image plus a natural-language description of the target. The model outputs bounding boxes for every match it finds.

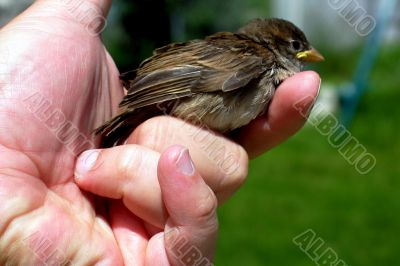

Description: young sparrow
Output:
[96,18,324,147]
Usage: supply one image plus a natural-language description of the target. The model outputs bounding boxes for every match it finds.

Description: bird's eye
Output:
[290,40,302,51]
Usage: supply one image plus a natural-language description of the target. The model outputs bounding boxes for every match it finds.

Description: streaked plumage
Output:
[96,18,324,147]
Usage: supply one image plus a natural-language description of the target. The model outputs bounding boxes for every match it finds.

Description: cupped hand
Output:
[0,0,124,263]
[0,0,222,263]
[0,0,320,264]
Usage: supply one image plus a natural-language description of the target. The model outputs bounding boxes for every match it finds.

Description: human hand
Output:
[0,0,231,263]
[72,71,320,264]
[96,145,219,265]
[0,0,320,264]
[0,0,125,263]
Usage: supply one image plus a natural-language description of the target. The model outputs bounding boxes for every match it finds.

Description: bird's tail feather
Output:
[94,107,159,148]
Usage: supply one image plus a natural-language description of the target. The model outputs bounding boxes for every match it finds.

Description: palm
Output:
[0,3,133,264]
[0,1,186,263]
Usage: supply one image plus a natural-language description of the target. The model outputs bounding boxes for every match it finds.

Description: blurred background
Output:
[1,0,399,265]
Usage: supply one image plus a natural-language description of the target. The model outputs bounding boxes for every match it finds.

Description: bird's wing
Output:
[119,33,274,109]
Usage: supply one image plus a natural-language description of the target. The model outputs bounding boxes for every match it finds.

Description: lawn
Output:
[215,44,400,265]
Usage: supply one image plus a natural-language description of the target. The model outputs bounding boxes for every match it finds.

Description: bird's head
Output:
[238,18,324,71]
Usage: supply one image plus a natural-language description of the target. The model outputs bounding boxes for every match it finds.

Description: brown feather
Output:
[96,18,321,147]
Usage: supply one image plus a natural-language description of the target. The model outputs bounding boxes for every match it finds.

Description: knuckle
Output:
[116,145,143,181]
[195,187,218,222]
[131,116,172,150]
[218,145,249,192]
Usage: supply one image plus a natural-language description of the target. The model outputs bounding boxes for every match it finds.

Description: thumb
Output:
[158,145,218,265]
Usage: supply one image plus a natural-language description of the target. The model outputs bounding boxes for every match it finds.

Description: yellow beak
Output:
[296,47,325,62]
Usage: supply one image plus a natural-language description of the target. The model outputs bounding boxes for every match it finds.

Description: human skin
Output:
[0,0,320,264]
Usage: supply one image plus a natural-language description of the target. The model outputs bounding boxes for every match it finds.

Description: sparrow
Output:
[96,18,324,147]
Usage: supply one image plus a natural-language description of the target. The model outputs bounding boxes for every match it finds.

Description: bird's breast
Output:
[170,71,283,132]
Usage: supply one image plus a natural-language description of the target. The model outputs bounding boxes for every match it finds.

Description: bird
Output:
[95,18,324,147]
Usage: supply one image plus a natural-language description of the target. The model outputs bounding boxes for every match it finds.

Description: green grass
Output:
[215,44,400,265]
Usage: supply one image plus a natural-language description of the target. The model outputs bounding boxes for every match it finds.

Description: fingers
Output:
[126,72,320,199]
[107,146,218,265]
[109,201,156,265]
[238,71,321,158]
[127,116,249,203]
[157,145,218,265]
[74,145,167,228]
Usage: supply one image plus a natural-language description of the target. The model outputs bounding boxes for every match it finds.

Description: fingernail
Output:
[176,148,195,176]
[75,150,100,179]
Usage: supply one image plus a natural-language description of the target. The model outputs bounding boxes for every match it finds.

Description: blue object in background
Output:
[340,0,397,126]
